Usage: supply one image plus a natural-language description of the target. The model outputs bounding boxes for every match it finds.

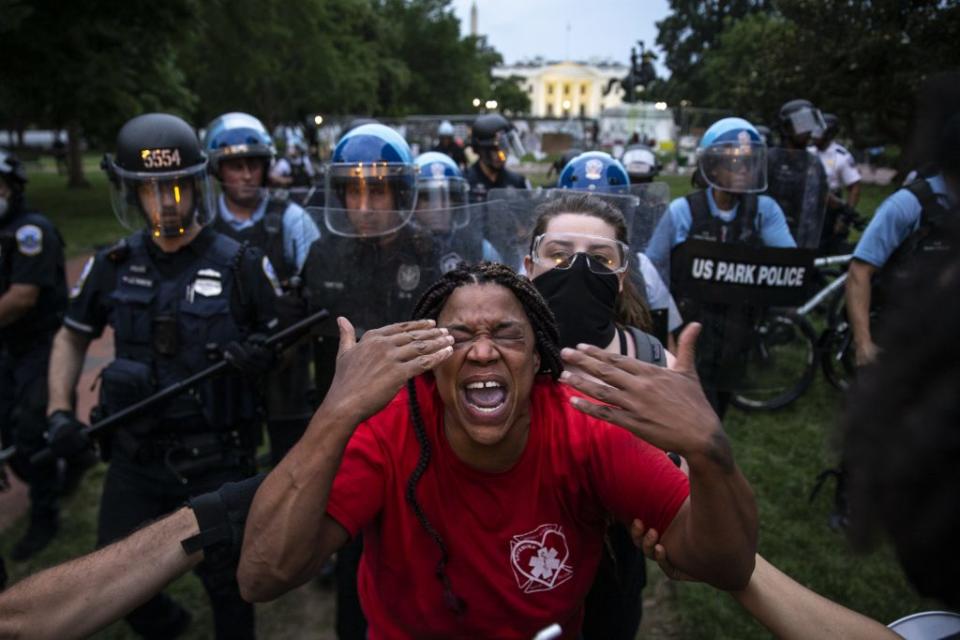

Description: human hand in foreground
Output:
[628,518,694,582]
[560,323,729,465]
[323,317,453,423]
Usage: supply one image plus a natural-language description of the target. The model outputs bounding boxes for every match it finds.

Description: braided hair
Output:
[403,262,563,615]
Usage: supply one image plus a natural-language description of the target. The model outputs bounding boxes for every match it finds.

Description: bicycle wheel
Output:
[732,310,819,411]
[820,292,858,391]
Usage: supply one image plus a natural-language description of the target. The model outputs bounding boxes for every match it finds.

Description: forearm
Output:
[0,508,201,640]
[732,555,898,640]
[846,183,861,208]
[46,328,90,413]
[676,434,758,590]
[845,262,875,349]
[0,285,38,328]
[238,404,356,601]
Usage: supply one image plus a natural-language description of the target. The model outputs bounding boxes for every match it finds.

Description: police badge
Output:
[396,263,421,292]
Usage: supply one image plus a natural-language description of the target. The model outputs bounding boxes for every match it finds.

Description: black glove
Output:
[181,473,267,558]
[46,410,92,460]
[275,291,307,329]
[223,333,276,375]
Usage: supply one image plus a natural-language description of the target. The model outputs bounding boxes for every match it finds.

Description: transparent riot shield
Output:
[412,202,493,274]
[766,147,828,249]
[659,175,824,397]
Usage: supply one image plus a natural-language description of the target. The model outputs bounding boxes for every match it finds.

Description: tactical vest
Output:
[105,231,259,431]
[289,159,313,188]
[672,190,760,390]
[212,198,292,283]
[0,211,67,347]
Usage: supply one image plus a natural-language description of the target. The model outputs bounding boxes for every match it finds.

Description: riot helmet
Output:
[778,99,826,148]
[413,151,469,234]
[324,123,417,238]
[438,120,455,140]
[470,113,524,170]
[620,144,661,183]
[203,112,275,209]
[103,113,215,238]
[819,113,840,144]
[0,149,28,222]
[557,151,630,194]
[697,117,767,194]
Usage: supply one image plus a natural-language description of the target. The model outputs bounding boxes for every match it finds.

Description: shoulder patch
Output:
[70,256,95,298]
[105,238,131,263]
[15,224,43,256]
[262,255,283,296]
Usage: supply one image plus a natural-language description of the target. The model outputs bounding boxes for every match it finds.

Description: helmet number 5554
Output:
[140,148,182,169]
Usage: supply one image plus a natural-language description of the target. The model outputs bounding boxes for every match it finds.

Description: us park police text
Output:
[690,258,806,287]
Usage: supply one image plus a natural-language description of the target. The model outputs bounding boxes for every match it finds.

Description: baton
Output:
[11,308,330,467]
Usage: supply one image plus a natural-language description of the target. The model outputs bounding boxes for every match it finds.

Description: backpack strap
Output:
[626,326,666,367]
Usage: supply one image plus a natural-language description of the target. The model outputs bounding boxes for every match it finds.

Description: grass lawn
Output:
[3,162,924,639]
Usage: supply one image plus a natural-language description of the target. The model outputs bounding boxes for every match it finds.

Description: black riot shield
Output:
[302,206,448,399]
[766,147,828,249]
[665,188,823,396]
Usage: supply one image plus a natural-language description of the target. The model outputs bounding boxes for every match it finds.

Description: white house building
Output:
[493,59,629,119]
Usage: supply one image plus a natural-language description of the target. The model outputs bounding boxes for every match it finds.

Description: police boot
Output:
[10,511,59,561]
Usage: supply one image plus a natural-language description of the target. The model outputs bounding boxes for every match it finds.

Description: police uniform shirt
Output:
[813,141,861,192]
[644,188,797,270]
[0,210,66,343]
[64,226,280,339]
[465,162,531,202]
[853,173,956,269]
[217,194,321,272]
[271,156,316,181]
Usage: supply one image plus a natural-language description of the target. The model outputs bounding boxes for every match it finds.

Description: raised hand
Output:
[559,323,729,466]
[323,317,454,423]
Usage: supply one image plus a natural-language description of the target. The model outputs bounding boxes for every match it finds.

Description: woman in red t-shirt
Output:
[239,262,758,639]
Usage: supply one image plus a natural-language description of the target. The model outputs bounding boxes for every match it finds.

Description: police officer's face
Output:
[345,179,400,236]
[434,283,540,450]
[137,179,195,233]
[219,157,265,207]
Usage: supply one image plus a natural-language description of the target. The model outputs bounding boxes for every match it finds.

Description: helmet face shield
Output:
[699,141,768,193]
[323,161,418,238]
[785,106,826,138]
[478,130,525,166]
[108,162,215,237]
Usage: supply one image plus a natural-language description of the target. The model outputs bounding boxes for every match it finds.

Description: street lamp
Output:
[313,114,323,126]
[485,99,498,110]
[654,101,668,111]
[472,98,481,108]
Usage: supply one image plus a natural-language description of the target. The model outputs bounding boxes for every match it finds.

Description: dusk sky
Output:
[449,0,672,74]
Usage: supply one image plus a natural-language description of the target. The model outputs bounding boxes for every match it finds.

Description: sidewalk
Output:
[0,254,113,532]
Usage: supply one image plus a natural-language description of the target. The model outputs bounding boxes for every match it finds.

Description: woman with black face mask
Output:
[523,192,674,640]
[524,193,672,370]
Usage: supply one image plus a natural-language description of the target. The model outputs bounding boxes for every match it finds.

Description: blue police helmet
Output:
[414,151,463,179]
[332,123,413,165]
[699,117,763,150]
[202,112,276,174]
[557,151,630,193]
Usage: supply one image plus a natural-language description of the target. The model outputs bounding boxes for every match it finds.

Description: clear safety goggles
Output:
[531,232,629,274]
[699,141,768,193]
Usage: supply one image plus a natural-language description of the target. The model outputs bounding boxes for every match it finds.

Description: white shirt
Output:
[814,141,861,191]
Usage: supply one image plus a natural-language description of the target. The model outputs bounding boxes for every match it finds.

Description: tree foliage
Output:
[653,0,960,148]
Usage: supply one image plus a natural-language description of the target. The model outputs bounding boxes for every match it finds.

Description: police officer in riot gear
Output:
[768,99,829,247]
[813,113,864,254]
[203,112,320,463]
[430,120,467,171]
[45,113,281,639]
[0,150,73,560]
[465,113,530,202]
[646,118,796,417]
[621,144,662,184]
[847,112,960,366]
[301,123,440,640]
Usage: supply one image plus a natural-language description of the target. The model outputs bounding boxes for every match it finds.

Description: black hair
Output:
[403,262,562,614]
[842,250,960,608]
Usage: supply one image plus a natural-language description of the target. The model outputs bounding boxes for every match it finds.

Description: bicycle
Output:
[731,254,852,411]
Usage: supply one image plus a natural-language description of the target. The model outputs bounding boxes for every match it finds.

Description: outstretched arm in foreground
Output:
[560,323,758,590]
[630,520,899,640]
[238,318,453,602]
[0,508,201,640]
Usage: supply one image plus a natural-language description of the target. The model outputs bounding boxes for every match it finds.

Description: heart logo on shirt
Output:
[509,523,574,593]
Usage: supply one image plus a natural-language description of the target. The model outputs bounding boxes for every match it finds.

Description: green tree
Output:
[491,76,531,115]
[0,0,198,187]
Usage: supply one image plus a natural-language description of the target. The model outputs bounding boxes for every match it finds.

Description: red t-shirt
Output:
[326,375,690,640]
